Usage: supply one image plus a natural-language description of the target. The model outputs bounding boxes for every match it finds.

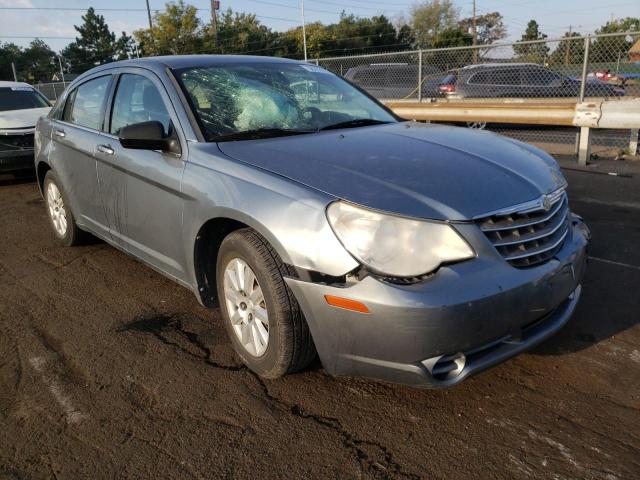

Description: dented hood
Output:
[217,122,566,221]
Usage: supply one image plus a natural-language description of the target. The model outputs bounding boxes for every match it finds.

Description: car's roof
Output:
[94,54,305,71]
[0,81,34,88]
[460,63,539,70]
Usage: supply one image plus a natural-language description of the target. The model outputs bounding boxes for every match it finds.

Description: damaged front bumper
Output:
[285,215,590,388]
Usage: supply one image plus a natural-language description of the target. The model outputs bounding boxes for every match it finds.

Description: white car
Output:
[0,81,51,173]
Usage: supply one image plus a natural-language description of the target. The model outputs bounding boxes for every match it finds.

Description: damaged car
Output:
[1,81,51,173]
[34,56,590,387]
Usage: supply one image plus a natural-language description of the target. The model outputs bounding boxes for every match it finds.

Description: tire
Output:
[216,228,316,378]
[43,170,87,247]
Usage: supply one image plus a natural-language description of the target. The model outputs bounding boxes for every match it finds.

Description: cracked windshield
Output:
[176,62,396,140]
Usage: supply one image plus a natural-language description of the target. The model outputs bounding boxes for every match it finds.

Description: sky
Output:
[0,0,638,53]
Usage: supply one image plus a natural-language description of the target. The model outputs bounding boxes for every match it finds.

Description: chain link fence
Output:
[32,81,72,102]
[318,32,640,156]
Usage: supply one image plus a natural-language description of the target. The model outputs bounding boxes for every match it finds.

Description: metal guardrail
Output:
[384,97,640,163]
[319,32,640,159]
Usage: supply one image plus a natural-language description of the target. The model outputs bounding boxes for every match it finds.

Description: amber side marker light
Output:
[324,295,370,314]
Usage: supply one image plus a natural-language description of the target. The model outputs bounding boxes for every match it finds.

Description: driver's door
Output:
[95,69,189,283]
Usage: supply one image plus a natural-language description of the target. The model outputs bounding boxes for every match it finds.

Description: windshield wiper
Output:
[319,118,393,131]
[211,128,314,142]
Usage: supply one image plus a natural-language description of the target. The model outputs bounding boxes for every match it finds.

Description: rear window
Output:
[441,74,457,84]
[469,69,520,85]
[0,87,50,112]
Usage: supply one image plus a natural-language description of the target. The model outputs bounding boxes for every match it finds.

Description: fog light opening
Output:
[431,353,466,381]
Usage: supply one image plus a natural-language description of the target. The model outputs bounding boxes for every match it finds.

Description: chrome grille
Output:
[476,190,570,268]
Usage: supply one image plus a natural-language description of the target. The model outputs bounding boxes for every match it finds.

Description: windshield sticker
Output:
[300,64,329,74]
[10,87,33,92]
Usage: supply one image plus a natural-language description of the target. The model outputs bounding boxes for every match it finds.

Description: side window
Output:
[469,69,520,85]
[525,68,560,86]
[63,76,111,130]
[468,71,492,84]
[353,68,385,88]
[110,74,171,136]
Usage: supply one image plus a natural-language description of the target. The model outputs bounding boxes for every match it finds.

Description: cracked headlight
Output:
[327,201,475,277]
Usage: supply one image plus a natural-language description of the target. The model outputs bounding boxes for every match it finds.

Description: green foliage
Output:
[459,12,506,46]
[61,7,133,72]
[513,20,550,63]
[206,9,276,55]
[548,31,584,68]
[409,0,459,48]
[0,40,57,82]
[134,1,203,56]
[590,17,640,63]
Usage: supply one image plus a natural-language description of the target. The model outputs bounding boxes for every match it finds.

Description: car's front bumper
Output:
[0,149,35,172]
[0,129,35,173]
[285,214,590,388]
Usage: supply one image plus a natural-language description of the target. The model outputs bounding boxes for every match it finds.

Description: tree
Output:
[0,42,22,81]
[326,14,398,55]
[134,1,203,56]
[590,17,640,63]
[459,12,506,45]
[22,39,57,82]
[61,7,133,72]
[513,20,550,64]
[409,0,459,48]
[548,31,584,68]
[396,24,416,50]
[207,9,276,55]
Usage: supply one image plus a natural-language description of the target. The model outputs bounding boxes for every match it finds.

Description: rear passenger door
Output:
[95,69,189,283]
[49,74,113,236]
[522,67,563,98]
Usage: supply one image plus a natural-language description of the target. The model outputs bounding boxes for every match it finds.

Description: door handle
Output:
[54,129,65,138]
[97,144,114,155]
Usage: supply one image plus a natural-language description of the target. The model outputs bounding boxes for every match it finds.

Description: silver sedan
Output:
[34,56,589,388]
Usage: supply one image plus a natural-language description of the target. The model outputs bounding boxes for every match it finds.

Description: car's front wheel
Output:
[43,171,86,246]
[216,228,316,378]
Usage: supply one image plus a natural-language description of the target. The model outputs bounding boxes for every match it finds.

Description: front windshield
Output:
[0,87,50,112]
[175,62,397,140]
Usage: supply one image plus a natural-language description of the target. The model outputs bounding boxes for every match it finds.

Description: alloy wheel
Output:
[223,258,270,357]
[46,182,68,237]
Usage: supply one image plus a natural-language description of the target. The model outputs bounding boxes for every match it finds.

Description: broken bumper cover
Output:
[285,216,589,388]
[0,149,34,172]
[0,129,35,172]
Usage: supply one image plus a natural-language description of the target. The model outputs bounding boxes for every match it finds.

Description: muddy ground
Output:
[0,158,639,479]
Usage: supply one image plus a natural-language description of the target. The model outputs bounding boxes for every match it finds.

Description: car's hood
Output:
[216,122,566,221]
[0,107,51,130]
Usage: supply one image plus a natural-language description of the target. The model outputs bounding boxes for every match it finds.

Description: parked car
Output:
[0,81,51,173]
[438,63,625,98]
[344,63,446,99]
[35,56,590,388]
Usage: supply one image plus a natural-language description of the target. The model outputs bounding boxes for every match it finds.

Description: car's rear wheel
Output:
[216,228,316,378]
[43,171,85,246]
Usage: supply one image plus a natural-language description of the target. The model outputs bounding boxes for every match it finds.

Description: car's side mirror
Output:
[119,121,181,155]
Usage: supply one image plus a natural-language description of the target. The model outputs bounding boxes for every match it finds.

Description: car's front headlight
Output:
[326,201,475,277]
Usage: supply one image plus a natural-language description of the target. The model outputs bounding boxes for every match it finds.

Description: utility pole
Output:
[564,25,572,66]
[471,0,477,63]
[211,0,220,45]
[301,0,308,62]
[145,0,153,29]
[11,62,18,82]
[57,55,65,83]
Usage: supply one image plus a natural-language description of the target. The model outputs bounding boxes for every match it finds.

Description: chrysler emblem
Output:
[541,195,552,211]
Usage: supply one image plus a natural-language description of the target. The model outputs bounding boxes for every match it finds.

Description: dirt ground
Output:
[1,157,639,479]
